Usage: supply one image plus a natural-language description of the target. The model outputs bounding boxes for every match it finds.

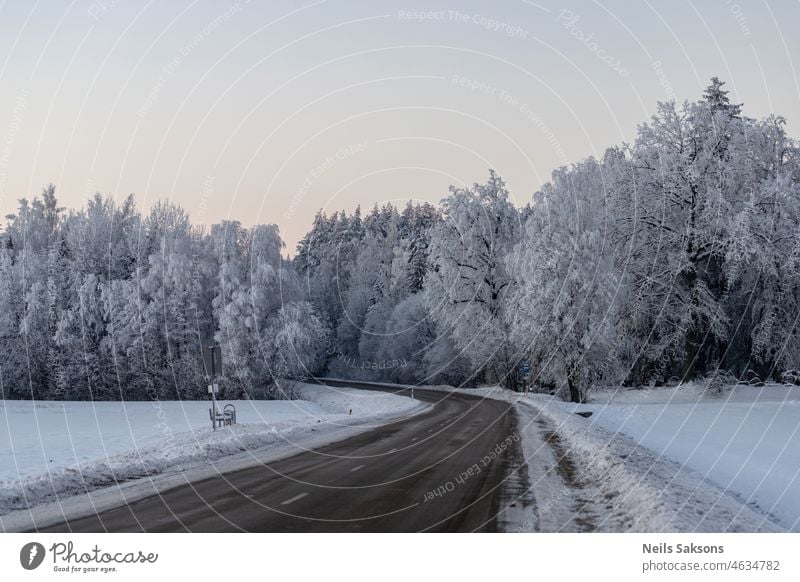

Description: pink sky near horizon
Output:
[1,0,798,252]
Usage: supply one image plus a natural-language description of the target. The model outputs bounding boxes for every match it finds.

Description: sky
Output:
[0,0,798,252]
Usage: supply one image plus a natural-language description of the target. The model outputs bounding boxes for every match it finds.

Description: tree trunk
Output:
[567,370,583,403]
[681,186,701,380]
[682,320,701,379]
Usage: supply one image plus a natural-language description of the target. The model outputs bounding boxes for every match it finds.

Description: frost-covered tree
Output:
[1,192,327,400]
[0,247,27,397]
[4,78,800,403]
[723,115,800,377]
[510,159,621,402]
[427,171,521,387]
[611,82,752,381]
[267,301,327,384]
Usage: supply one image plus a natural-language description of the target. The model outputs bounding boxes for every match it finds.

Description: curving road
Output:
[38,381,525,532]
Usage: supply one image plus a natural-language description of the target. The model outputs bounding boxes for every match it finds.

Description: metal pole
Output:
[211,388,217,431]
[210,346,217,431]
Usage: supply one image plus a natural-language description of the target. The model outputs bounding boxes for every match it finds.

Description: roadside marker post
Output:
[203,345,223,431]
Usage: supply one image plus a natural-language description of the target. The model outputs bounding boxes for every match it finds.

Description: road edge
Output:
[2,384,432,532]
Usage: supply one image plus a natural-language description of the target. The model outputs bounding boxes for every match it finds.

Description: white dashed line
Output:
[350,464,366,472]
[281,492,309,505]
[387,448,398,453]
[411,437,418,442]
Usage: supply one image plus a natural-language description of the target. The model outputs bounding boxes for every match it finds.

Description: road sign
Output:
[203,345,223,379]
[520,360,531,378]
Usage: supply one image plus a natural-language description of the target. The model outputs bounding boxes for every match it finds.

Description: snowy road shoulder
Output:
[0,383,427,532]
[518,395,783,532]
[427,385,786,532]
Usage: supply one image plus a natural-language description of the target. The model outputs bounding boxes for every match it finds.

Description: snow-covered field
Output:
[576,382,800,531]
[0,383,423,519]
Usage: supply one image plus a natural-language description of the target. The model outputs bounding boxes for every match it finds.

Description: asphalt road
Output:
[38,382,523,532]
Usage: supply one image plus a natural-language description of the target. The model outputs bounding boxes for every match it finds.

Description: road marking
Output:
[281,492,308,506]
[350,464,366,472]
[411,437,418,442]
[428,429,433,433]
[387,448,398,453]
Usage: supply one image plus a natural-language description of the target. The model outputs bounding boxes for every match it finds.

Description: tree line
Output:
[298,79,800,401]
[0,194,324,400]
[2,79,799,402]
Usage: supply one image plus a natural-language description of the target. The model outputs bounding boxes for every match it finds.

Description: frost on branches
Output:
[3,79,800,402]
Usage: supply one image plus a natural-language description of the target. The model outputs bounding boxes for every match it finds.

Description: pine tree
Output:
[702,76,742,117]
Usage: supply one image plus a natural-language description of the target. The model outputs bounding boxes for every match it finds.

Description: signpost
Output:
[519,360,531,393]
[203,345,223,431]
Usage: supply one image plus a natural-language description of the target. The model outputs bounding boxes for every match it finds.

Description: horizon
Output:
[2,75,791,257]
[1,0,799,250]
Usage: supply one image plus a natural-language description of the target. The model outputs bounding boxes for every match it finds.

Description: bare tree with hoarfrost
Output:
[427,171,521,387]
[3,78,800,402]
[510,159,621,402]
[611,80,752,382]
[723,115,800,377]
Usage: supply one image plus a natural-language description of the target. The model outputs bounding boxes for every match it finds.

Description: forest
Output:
[2,79,799,402]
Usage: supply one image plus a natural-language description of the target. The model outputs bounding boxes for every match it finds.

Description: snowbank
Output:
[522,394,782,532]
[0,383,424,519]
[580,382,800,531]
[425,385,784,532]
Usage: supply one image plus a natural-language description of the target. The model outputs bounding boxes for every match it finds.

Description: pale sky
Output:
[1,0,798,251]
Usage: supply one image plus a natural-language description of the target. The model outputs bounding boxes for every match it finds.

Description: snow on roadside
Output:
[424,385,783,532]
[0,383,423,518]
[522,394,782,532]
[580,382,800,531]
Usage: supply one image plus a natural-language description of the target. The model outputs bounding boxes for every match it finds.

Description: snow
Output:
[522,393,783,532]
[423,384,785,532]
[0,383,424,521]
[4,379,794,533]
[577,382,800,531]
[0,399,326,483]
